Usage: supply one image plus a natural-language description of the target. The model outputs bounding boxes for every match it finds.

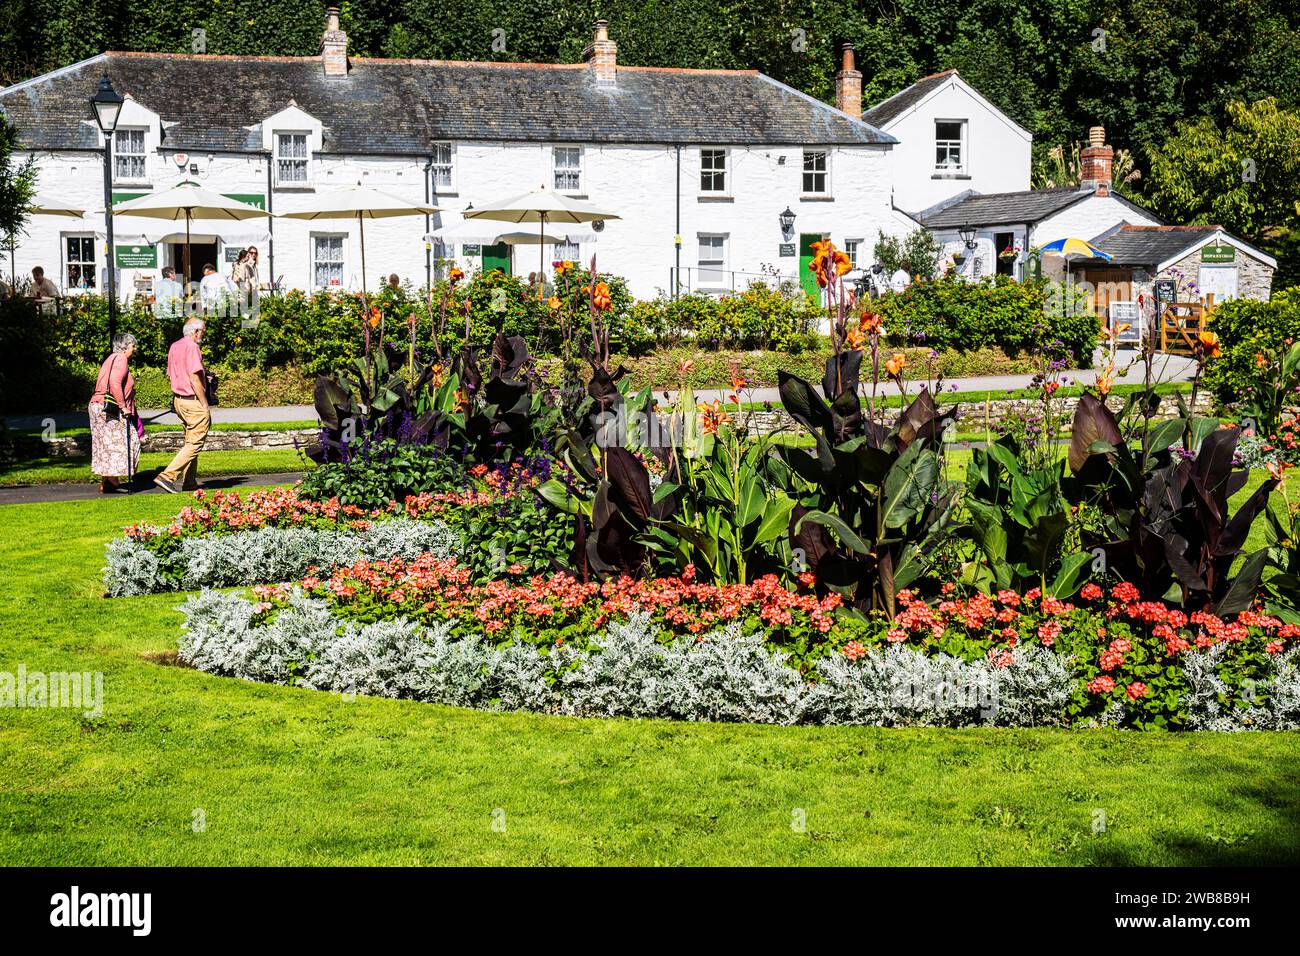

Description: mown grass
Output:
[1,492,1298,866]
[0,448,309,486]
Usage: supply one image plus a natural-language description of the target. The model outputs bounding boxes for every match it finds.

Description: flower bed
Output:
[176,561,1300,730]
[102,465,570,595]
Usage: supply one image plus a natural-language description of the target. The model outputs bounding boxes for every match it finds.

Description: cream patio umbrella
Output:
[9,197,85,288]
[112,182,270,288]
[462,185,619,281]
[276,184,440,306]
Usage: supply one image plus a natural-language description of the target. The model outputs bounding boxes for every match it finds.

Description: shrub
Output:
[1202,287,1300,409]
[627,283,817,353]
[874,274,1098,365]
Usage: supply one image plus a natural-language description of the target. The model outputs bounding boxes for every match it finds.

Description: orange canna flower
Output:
[590,281,613,311]
[860,310,882,334]
[1256,353,1269,368]
[730,366,747,392]
[885,353,907,377]
[678,359,695,378]
[547,296,562,310]
[367,307,382,329]
[1096,374,1113,396]
[448,267,465,285]
[1197,329,1221,359]
[430,364,447,388]
[406,312,417,327]
[555,260,575,275]
[844,325,866,349]
[696,399,731,435]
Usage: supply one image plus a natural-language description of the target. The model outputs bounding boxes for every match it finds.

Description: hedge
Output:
[874,274,1099,365]
[1202,286,1300,408]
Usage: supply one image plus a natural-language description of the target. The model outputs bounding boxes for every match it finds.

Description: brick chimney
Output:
[583,20,618,83]
[835,43,863,120]
[1080,125,1113,196]
[322,5,348,77]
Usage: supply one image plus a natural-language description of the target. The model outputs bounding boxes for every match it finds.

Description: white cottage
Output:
[0,13,908,303]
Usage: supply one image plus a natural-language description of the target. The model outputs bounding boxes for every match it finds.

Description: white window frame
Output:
[935,119,967,175]
[552,145,583,194]
[431,142,455,192]
[113,127,149,184]
[844,238,863,271]
[274,131,312,188]
[802,149,830,197]
[700,148,728,195]
[552,237,581,265]
[62,233,97,292]
[697,233,728,289]
[311,233,346,289]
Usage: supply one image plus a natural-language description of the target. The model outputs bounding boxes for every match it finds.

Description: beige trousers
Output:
[160,396,210,489]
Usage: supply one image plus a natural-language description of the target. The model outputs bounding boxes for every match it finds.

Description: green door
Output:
[799,233,826,298]
[482,242,511,275]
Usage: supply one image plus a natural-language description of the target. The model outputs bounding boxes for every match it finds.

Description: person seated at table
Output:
[154,266,184,316]
[198,263,234,312]
[28,266,60,300]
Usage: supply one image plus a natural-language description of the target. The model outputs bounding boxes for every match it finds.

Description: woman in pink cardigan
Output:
[88,333,140,493]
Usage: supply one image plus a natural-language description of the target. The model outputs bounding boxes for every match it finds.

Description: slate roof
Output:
[0,52,897,153]
[915,187,1094,228]
[861,70,956,129]
[1085,225,1225,266]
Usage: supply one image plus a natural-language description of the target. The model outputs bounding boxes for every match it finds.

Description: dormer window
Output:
[935,120,967,174]
[113,128,147,182]
[275,132,310,186]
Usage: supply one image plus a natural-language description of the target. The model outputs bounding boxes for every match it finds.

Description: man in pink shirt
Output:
[155,318,210,493]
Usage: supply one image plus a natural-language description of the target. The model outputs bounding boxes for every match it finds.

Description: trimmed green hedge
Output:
[875,275,1098,365]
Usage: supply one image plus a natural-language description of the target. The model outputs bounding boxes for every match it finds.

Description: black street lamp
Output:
[779,206,796,235]
[90,75,123,344]
[959,223,977,250]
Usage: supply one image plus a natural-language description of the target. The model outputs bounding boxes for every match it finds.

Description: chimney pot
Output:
[583,19,618,83]
[322,5,348,77]
[835,42,863,120]
[1080,126,1113,194]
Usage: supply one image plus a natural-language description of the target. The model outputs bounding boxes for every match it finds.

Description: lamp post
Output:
[91,75,123,344]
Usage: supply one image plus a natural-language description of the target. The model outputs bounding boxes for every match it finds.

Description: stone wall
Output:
[39,428,318,459]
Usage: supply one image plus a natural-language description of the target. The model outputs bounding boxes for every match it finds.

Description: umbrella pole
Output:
[539,212,546,294]
[184,211,191,295]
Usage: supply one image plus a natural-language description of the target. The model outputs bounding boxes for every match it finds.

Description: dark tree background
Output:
[2,0,1298,276]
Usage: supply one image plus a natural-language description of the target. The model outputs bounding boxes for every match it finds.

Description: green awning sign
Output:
[115,244,157,268]
[223,193,266,210]
[462,244,481,256]
[1201,244,1235,263]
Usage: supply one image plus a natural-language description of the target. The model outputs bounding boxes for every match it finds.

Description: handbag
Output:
[101,354,124,420]
[203,369,220,406]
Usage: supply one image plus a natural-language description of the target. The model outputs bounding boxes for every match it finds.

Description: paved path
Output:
[4,351,1197,431]
[0,471,303,506]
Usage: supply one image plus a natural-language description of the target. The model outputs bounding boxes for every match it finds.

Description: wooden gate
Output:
[1159,295,1215,355]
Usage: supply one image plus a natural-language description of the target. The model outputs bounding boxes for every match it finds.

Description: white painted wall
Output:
[878,77,1032,216]
[9,139,900,302]
[1032,194,1160,280]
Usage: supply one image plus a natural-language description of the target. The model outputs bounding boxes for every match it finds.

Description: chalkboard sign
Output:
[224,247,243,263]
[778,243,796,257]
[462,244,481,256]
[1154,279,1176,305]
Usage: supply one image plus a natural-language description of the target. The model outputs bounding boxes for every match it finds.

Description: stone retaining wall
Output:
[33,391,1214,456]
[40,428,318,458]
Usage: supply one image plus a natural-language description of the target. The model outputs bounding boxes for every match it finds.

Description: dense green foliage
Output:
[1202,287,1300,408]
[874,275,1098,364]
[874,229,941,281]
[0,112,33,250]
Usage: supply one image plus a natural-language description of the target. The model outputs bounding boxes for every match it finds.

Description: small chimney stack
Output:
[835,43,863,120]
[583,20,618,83]
[1080,125,1113,196]
[322,5,348,78]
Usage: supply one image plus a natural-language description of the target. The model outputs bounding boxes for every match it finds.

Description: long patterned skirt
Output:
[88,402,140,479]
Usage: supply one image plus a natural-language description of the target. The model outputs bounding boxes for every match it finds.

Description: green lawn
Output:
[0,448,309,486]
[1,492,1298,866]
